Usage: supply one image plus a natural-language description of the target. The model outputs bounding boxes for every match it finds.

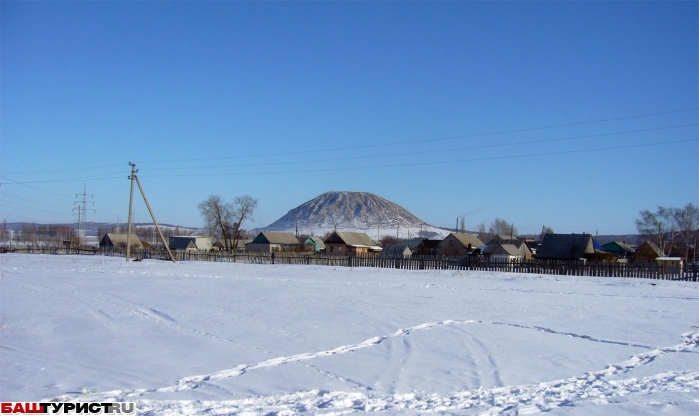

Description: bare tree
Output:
[231,195,258,252]
[540,225,554,242]
[476,222,488,242]
[669,204,698,259]
[199,195,233,250]
[379,235,401,246]
[489,218,518,238]
[636,206,677,255]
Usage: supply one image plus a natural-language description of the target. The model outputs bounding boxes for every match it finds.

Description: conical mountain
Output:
[264,191,427,230]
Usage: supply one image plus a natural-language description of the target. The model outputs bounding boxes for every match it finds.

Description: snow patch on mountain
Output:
[261,191,449,238]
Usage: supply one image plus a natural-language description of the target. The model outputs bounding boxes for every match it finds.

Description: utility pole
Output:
[133,174,175,262]
[74,183,94,246]
[3,219,6,248]
[126,163,136,261]
[455,218,458,233]
[126,163,175,262]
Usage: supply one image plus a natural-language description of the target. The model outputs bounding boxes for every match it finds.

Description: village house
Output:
[536,233,595,261]
[488,244,525,262]
[304,236,326,253]
[602,241,635,259]
[324,231,382,255]
[404,238,441,256]
[436,233,484,256]
[169,235,215,251]
[483,237,533,260]
[246,232,300,252]
[381,244,413,258]
[633,241,663,263]
[99,233,143,250]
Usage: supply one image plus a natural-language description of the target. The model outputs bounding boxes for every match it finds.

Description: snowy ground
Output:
[1,254,699,415]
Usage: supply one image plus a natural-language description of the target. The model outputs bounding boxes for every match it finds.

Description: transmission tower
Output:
[73,183,95,245]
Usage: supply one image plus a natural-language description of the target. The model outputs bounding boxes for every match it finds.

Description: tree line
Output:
[3,224,78,246]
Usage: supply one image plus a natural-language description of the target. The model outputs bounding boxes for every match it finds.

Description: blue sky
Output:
[1,1,697,235]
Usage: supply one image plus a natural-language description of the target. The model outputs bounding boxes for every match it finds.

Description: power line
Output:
[134,108,698,164]
[0,201,70,215]
[1,191,71,207]
[8,121,692,183]
[139,138,697,178]
[1,162,124,175]
[1,108,694,176]
[136,123,697,172]
[1,174,124,186]
[0,177,74,197]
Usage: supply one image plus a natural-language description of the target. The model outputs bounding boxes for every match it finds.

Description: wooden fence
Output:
[3,245,698,281]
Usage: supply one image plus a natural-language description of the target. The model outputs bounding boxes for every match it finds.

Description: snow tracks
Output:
[50,323,699,414]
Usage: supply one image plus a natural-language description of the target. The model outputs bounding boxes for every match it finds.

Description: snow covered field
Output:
[1,254,699,415]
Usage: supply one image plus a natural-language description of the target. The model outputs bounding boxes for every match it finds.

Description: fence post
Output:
[271,252,275,265]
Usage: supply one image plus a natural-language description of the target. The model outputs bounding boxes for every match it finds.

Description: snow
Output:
[259,191,452,239]
[263,224,451,240]
[1,254,699,415]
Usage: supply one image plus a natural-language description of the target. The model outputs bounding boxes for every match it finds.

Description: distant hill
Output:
[261,191,449,239]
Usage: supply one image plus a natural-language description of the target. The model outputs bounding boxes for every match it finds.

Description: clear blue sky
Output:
[1,1,697,235]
